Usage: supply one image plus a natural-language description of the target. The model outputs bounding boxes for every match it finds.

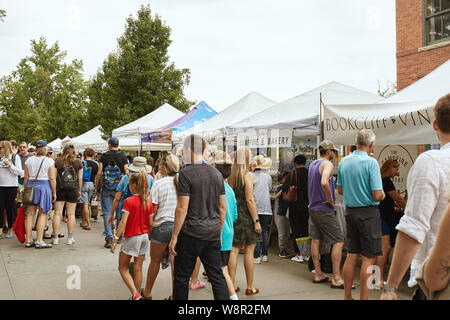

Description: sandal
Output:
[82,225,91,230]
[245,288,259,295]
[43,233,52,239]
[190,280,206,290]
[313,277,331,284]
[234,286,240,293]
[35,241,53,249]
[25,241,35,248]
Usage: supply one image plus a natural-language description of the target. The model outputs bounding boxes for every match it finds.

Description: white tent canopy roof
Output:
[68,125,108,151]
[382,59,450,104]
[231,81,381,132]
[179,91,277,137]
[48,138,62,151]
[323,60,450,145]
[112,103,184,137]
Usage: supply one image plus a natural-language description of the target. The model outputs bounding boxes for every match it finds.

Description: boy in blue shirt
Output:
[211,151,239,300]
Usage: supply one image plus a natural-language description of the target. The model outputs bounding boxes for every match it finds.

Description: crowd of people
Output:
[1,93,449,300]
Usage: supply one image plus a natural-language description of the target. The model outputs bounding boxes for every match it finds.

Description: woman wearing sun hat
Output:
[252,155,273,264]
[23,140,57,248]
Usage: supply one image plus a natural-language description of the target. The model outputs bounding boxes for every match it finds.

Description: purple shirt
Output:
[308,159,336,212]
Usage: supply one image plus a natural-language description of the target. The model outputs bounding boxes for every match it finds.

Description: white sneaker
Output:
[254,257,262,264]
[302,255,310,262]
[53,237,59,245]
[262,255,268,262]
[5,232,13,238]
[67,237,75,245]
[291,255,303,263]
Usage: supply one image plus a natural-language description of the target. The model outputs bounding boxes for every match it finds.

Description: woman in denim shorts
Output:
[141,153,180,300]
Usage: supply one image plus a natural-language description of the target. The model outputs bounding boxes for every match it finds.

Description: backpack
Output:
[103,160,121,191]
[82,160,92,183]
[58,166,78,190]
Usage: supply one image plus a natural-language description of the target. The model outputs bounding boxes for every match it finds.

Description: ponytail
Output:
[129,171,150,210]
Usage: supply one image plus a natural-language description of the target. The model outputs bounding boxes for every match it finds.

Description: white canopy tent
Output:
[323,59,450,145]
[112,103,184,151]
[67,125,108,151]
[48,138,62,152]
[176,91,277,141]
[231,81,381,139]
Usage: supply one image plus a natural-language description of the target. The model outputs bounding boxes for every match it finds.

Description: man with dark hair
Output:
[282,153,309,263]
[381,93,450,300]
[169,135,229,300]
[96,137,128,248]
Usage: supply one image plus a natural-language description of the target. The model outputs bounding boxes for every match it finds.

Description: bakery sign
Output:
[374,145,417,196]
[236,128,292,148]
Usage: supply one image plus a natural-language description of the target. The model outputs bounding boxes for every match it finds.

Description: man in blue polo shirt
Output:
[337,129,385,300]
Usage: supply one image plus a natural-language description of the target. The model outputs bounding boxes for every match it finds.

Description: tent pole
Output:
[139,133,142,156]
[319,92,323,142]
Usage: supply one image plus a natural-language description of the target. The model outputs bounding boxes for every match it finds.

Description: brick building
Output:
[396,0,450,90]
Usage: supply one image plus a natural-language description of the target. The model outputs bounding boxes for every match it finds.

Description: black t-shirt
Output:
[177,161,226,241]
[99,150,128,174]
[282,167,309,210]
[379,177,396,224]
[84,160,99,183]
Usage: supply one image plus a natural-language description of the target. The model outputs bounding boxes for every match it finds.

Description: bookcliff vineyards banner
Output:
[323,101,439,145]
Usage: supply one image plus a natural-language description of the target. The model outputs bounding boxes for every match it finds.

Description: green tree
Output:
[88,4,193,138]
[0,37,90,143]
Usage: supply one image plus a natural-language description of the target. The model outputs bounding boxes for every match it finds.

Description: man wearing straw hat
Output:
[252,155,273,263]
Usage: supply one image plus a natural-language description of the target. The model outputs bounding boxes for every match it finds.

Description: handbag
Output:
[283,170,298,203]
[12,206,26,243]
[23,157,46,205]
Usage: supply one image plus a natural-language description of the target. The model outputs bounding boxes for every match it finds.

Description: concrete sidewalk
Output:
[0,216,414,300]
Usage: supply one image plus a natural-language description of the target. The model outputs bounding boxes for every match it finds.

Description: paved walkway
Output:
[0,215,414,300]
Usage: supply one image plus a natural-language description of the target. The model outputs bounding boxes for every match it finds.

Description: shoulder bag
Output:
[283,169,298,203]
[23,158,46,205]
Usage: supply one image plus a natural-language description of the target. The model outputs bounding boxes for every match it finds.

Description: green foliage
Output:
[87,4,193,139]
[0,37,90,143]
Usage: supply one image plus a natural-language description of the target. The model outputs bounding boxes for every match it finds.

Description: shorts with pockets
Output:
[308,209,344,244]
[151,222,174,245]
[79,182,94,204]
[121,233,150,257]
[344,206,382,258]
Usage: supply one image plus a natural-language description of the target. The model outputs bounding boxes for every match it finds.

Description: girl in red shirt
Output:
[111,171,153,300]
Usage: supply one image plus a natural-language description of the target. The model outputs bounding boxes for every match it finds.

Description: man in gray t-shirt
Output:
[169,134,229,300]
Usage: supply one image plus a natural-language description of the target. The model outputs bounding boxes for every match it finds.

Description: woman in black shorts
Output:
[52,143,83,245]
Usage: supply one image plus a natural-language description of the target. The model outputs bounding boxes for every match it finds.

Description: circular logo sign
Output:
[376,145,415,196]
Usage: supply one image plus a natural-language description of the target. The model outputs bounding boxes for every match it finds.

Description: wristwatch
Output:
[254,218,260,224]
[383,282,398,293]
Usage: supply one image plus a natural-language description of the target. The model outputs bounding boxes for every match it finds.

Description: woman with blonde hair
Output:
[227,147,262,296]
[0,141,23,238]
[23,140,56,248]
[376,159,407,285]
[52,143,83,245]
[141,152,179,300]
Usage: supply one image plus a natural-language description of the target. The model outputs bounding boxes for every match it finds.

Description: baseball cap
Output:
[108,137,119,146]
[319,140,339,152]
[35,140,47,148]
[47,146,54,153]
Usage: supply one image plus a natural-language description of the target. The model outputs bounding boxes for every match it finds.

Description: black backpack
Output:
[58,166,78,190]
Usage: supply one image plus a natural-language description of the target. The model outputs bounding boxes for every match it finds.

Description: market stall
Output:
[66,125,108,151]
[111,103,184,151]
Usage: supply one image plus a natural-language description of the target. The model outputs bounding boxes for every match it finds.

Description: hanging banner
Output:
[236,128,292,148]
[323,101,439,145]
[141,129,173,144]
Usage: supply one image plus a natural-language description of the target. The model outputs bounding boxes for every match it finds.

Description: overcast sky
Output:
[0,0,396,112]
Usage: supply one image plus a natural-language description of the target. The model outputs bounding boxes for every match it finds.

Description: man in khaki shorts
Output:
[308,140,345,288]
